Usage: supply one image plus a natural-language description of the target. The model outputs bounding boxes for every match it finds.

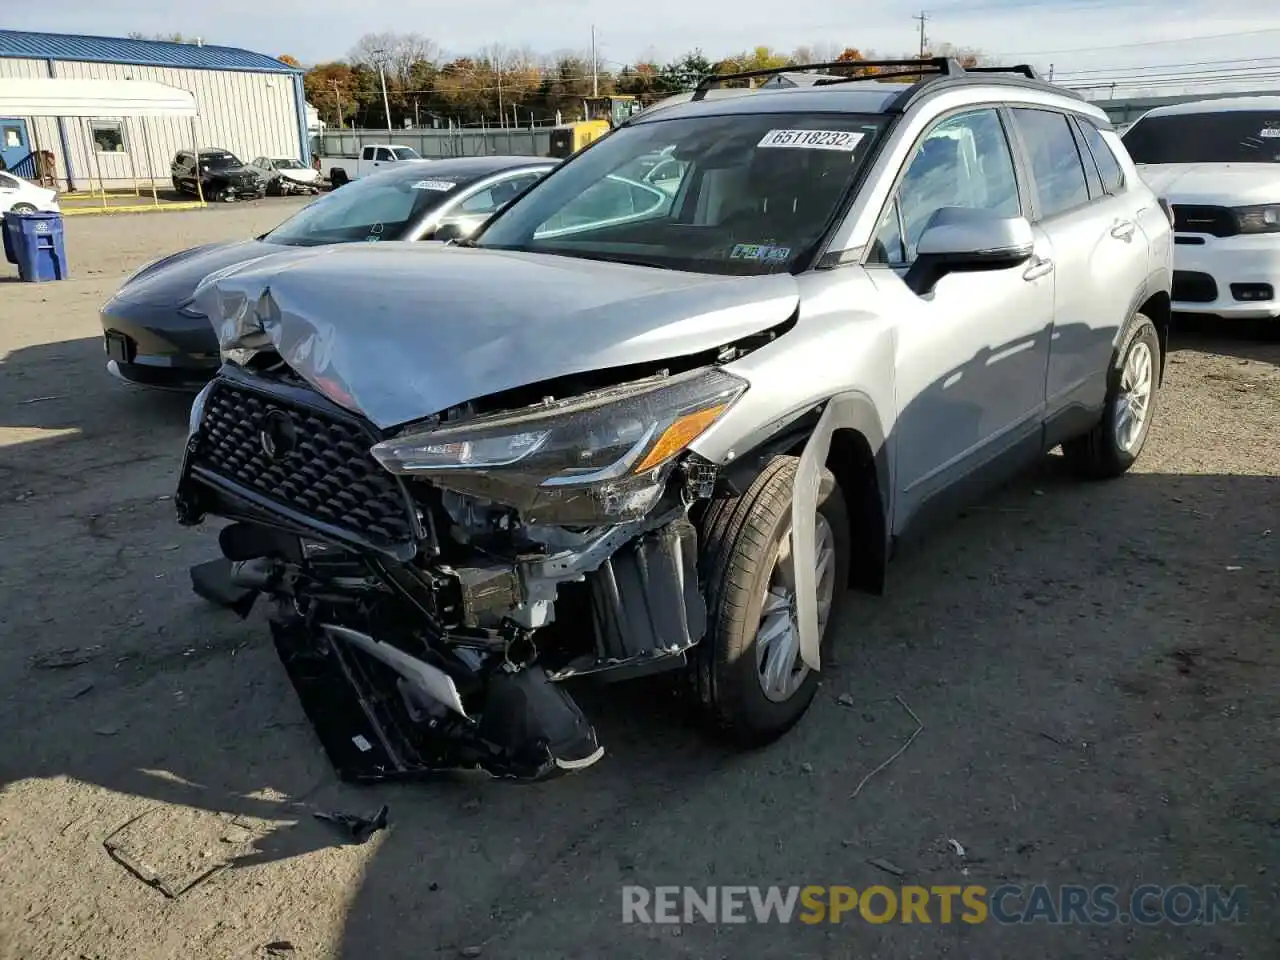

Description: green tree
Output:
[659,50,712,92]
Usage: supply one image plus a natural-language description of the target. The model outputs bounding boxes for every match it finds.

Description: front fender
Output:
[792,390,886,672]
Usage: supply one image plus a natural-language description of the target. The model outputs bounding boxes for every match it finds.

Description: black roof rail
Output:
[961,64,1042,80]
[690,58,958,101]
[886,66,1085,112]
[688,58,1086,111]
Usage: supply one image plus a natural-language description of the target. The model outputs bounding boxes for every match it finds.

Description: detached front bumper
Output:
[1172,233,1280,319]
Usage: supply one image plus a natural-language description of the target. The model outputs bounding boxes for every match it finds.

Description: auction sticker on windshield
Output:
[412,179,456,191]
[758,129,865,151]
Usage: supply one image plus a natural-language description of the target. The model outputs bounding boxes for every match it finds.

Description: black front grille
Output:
[193,381,418,549]
[1171,204,1238,237]
[1172,270,1218,303]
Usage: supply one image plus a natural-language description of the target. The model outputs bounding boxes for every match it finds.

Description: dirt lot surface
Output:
[0,205,1276,960]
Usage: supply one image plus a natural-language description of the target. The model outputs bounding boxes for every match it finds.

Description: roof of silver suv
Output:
[638,57,1103,127]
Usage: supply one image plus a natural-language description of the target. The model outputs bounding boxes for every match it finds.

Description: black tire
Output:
[10,203,36,214]
[329,168,348,187]
[172,176,183,194]
[692,455,851,745]
[1062,313,1161,479]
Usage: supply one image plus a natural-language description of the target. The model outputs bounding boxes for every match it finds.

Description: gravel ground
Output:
[0,205,1276,960]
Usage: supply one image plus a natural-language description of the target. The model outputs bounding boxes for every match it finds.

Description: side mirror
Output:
[903,207,1035,296]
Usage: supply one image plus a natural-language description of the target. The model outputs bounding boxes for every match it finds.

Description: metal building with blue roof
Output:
[0,29,310,190]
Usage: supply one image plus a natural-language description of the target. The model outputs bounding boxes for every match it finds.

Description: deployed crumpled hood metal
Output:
[194,241,800,430]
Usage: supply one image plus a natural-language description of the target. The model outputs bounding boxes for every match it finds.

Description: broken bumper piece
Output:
[270,615,603,783]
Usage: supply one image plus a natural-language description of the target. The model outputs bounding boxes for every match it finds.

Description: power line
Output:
[1064,70,1280,92]
[1053,54,1280,79]
[1000,26,1280,59]
[1065,65,1280,86]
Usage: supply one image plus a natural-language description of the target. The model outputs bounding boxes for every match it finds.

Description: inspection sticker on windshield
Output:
[412,179,456,191]
[757,129,864,151]
[730,243,790,262]
[1259,125,1280,138]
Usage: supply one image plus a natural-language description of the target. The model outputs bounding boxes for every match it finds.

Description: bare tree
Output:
[348,32,440,85]
[791,42,843,65]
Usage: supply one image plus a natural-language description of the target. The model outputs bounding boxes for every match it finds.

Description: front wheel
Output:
[1062,313,1161,479]
[9,203,36,214]
[691,455,850,745]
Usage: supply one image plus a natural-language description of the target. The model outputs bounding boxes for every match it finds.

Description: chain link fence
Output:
[318,127,553,160]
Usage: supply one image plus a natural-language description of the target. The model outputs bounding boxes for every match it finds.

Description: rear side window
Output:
[375,148,393,161]
[1011,108,1090,220]
[1078,121,1126,194]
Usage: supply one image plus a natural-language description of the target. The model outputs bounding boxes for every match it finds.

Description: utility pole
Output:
[330,79,344,129]
[373,48,392,135]
[591,25,599,97]
[496,54,504,129]
[913,10,929,59]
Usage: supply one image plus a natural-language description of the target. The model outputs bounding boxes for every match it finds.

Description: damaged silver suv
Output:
[177,59,1173,782]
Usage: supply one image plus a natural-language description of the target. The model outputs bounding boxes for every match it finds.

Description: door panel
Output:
[866,107,1054,533]
[0,118,30,172]
[873,263,1054,532]
[1009,108,1149,414]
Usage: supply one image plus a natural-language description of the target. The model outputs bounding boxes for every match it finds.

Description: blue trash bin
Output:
[1,213,16,266]
[5,211,68,282]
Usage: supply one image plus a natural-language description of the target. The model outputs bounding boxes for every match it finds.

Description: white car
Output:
[0,170,59,215]
[249,156,321,190]
[1124,96,1280,320]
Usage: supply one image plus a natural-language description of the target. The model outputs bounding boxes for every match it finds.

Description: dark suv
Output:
[171,149,266,202]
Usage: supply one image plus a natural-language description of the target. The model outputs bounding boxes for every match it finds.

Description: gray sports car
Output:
[100,155,555,389]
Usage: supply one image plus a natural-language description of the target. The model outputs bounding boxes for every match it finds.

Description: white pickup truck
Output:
[322,144,431,186]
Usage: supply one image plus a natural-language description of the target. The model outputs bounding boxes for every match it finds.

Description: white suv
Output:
[1124,96,1280,320]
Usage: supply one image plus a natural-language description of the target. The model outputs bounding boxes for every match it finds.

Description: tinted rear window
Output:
[1078,121,1125,193]
[1123,111,1280,163]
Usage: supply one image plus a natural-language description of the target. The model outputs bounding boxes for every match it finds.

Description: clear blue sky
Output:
[10,0,1280,96]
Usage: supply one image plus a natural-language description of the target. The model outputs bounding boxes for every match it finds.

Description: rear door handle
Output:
[1110,220,1136,241]
[1023,256,1054,281]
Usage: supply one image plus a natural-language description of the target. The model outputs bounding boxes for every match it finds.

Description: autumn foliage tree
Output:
[299,33,985,128]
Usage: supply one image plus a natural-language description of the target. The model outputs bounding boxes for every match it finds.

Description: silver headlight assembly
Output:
[370,367,748,526]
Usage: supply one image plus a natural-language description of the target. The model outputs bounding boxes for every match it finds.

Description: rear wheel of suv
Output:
[1062,313,1161,479]
[692,455,850,745]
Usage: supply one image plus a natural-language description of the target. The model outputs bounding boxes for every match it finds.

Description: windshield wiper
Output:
[525,248,675,269]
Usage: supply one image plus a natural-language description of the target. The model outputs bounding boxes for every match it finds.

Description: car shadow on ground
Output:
[0,328,1276,957]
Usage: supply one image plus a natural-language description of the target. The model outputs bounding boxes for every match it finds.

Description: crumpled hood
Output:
[1137,162,1280,206]
[194,241,800,430]
[276,167,320,183]
[114,239,282,308]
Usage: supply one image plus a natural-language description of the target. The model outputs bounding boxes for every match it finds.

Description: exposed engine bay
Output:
[175,323,789,782]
